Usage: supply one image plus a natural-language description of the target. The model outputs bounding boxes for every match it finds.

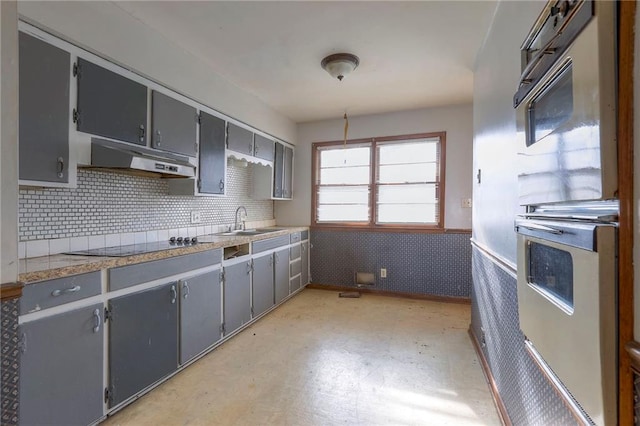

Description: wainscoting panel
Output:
[471,245,577,425]
[310,230,471,298]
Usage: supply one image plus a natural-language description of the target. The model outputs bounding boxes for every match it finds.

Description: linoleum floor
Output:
[103,289,501,425]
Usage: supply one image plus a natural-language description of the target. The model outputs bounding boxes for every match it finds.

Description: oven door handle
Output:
[517,223,564,235]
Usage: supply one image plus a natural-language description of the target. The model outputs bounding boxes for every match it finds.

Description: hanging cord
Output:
[343,112,349,164]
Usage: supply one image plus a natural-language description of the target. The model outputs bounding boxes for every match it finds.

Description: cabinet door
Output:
[19,32,70,183]
[301,241,309,285]
[252,255,274,317]
[227,123,254,156]
[109,283,178,407]
[76,58,147,145]
[274,248,289,304]
[223,261,252,335]
[20,303,104,425]
[273,142,284,198]
[151,91,197,156]
[283,146,294,199]
[180,270,222,364]
[254,134,275,162]
[198,112,226,194]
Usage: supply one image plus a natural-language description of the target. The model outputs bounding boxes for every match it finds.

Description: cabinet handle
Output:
[246,261,252,274]
[275,253,279,264]
[248,143,253,154]
[269,255,273,266]
[51,285,80,297]
[93,308,101,333]
[302,245,305,253]
[183,281,190,299]
[57,157,65,178]
[170,285,177,304]
[219,179,224,191]
[155,130,162,146]
[139,125,146,143]
[254,146,259,156]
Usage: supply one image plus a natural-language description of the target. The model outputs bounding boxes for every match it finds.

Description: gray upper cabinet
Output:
[254,134,275,162]
[151,91,198,156]
[179,270,222,365]
[108,282,178,407]
[19,32,70,184]
[273,143,284,198]
[76,58,147,145]
[198,112,226,195]
[227,122,254,156]
[252,255,275,318]
[20,303,104,426]
[283,146,293,199]
[223,260,252,336]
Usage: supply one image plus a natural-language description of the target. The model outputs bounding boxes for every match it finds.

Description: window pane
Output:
[378,163,436,183]
[378,184,437,204]
[320,147,370,168]
[318,186,369,204]
[320,166,370,184]
[379,141,438,165]
[318,204,369,222]
[377,203,437,224]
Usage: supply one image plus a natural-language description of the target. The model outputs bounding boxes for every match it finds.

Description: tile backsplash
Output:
[19,164,273,247]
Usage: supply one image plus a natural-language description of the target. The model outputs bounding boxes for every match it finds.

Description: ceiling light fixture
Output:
[321,53,360,81]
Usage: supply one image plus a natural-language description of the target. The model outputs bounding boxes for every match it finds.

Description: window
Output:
[312,132,445,229]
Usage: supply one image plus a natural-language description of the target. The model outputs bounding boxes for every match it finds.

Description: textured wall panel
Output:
[471,246,578,425]
[1,299,20,425]
[310,230,471,298]
[18,165,273,241]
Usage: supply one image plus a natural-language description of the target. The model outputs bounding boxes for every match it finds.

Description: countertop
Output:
[19,227,308,284]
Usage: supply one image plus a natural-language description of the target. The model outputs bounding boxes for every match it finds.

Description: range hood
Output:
[88,138,195,178]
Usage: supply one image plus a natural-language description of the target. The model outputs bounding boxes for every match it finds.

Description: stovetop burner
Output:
[65,236,199,257]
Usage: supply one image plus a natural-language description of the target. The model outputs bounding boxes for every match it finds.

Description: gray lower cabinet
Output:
[274,248,289,304]
[108,282,178,407]
[198,112,226,195]
[76,58,147,145]
[223,260,252,336]
[227,123,254,156]
[151,91,198,156]
[301,241,309,285]
[19,31,70,184]
[179,270,222,365]
[19,303,104,426]
[252,255,274,317]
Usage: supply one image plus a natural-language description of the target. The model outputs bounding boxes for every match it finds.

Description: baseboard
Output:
[468,327,511,426]
[305,283,470,305]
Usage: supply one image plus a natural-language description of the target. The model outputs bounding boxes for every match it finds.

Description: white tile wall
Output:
[18,164,273,242]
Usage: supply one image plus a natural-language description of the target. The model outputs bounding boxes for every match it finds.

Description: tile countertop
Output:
[19,227,308,284]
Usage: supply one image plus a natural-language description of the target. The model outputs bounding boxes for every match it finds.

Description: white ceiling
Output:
[114,1,497,123]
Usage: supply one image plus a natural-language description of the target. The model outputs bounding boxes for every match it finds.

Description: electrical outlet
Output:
[190,210,202,224]
[461,198,472,208]
[380,268,387,278]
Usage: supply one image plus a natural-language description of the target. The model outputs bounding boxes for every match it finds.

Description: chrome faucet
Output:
[234,206,248,231]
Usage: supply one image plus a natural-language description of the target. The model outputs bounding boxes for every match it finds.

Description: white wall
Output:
[276,104,473,229]
[0,1,19,284]
[18,1,296,144]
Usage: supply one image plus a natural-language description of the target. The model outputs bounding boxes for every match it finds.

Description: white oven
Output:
[516,217,617,425]
[514,0,616,206]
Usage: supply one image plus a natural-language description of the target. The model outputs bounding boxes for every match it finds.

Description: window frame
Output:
[311,132,446,231]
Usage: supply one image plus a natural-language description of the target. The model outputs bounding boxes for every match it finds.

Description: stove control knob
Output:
[176,237,183,243]
[169,236,176,243]
[183,237,190,244]
[191,237,198,244]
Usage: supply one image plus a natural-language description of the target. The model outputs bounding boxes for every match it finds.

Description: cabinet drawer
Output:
[289,244,301,260]
[109,248,222,291]
[290,259,302,277]
[290,232,301,243]
[252,235,290,254]
[21,271,101,315]
[301,230,309,241]
[290,276,301,293]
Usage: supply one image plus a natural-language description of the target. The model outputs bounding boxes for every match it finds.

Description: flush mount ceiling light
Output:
[321,53,360,81]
